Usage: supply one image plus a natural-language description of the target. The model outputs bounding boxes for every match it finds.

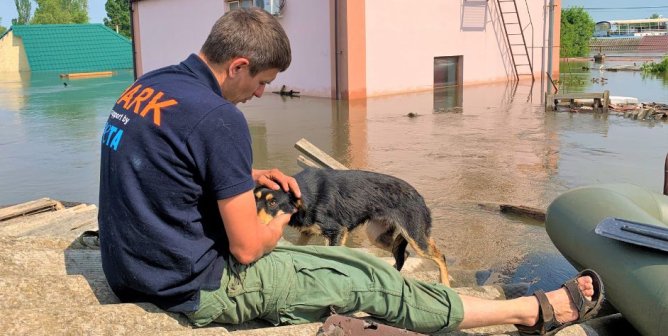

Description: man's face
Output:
[224,65,279,105]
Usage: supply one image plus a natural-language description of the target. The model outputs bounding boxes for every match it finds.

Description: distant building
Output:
[0,24,133,73]
[595,18,668,38]
[130,0,561,99]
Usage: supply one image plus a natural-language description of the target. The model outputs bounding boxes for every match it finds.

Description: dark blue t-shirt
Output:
[98,54,255,312]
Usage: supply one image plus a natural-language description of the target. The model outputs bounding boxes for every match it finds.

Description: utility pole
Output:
[547,0,555,79]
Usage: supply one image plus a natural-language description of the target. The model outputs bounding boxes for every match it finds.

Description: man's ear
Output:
[228,57,250,78]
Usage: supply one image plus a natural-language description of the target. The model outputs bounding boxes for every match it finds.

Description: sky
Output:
[1,1,668,27]
[562,0,667,22]
[1,0,108,27]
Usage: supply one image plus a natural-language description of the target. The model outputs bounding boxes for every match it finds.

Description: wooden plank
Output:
[297,155,322,169]
[478,202,546,222]
[552,92,605,100]
[294,138,348,170]
[59,71,113,79]
[21,205,98,239]
[0,204,90,236]
[0,198,64,222]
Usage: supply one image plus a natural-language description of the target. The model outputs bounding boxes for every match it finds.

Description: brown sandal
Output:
[515,269,605,335]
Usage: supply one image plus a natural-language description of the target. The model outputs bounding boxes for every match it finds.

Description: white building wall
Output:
[271,0,334,97]
[364,0,547,96]
[136,0,224,75]
[135,0,333,97]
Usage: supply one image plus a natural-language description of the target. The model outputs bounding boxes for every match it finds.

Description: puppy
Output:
[254,168,450,286]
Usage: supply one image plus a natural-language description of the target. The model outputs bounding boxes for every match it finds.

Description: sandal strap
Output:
[562,269,605,321]
[515,289,557,335]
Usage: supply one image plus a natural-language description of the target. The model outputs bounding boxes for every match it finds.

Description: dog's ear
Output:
[253,186,264,200]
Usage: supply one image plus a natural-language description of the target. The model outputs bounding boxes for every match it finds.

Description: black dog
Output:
[254,168,450,286]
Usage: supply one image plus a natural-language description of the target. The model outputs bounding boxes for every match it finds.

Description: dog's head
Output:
[254,186,301,224]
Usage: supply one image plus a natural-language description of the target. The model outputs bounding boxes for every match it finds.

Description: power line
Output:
[566,6,668,11]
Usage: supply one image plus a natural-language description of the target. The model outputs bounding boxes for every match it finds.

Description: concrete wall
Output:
[364,0,550,97]
[0,31,30,72]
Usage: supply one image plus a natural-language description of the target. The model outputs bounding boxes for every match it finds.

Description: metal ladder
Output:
[497,0,534,81]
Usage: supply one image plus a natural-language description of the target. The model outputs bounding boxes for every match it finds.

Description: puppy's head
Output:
[254,186,300,224]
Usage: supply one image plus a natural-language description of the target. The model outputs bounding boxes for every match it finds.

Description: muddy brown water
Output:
[1,70,666,291]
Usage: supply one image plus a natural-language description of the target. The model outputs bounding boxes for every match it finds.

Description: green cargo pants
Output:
[185,245,464,334]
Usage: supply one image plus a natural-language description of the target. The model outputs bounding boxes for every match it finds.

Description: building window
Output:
[226,0,284,16]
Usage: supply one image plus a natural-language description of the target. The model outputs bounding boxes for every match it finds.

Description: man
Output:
[99,8,603,334]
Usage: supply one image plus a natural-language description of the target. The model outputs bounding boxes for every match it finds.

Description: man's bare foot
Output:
[523,275,595,327]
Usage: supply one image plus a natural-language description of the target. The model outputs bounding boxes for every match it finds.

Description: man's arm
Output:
[218,190,291,264]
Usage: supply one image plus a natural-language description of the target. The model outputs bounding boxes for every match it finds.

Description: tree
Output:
[12,0,32,25]
[0,18,7,35]
[32,0,89,24]
[560,7,595,58]
[649,13,661,19]
[104,0,130,38]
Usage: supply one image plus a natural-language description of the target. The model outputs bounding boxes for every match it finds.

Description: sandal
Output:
[515,269,605,335]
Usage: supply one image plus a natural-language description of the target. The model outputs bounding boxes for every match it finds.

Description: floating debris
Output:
[272,85,300,97]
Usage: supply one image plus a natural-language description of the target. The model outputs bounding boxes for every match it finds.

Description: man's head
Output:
[201,8,291,104]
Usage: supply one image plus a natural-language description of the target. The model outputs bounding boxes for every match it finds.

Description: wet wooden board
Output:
[0,198,64,221]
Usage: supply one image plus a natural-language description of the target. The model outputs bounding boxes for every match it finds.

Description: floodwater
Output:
[1,65,666,290]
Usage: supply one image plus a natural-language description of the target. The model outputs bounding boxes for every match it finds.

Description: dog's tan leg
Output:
[339,228,350,246]
[427,238,450,286]
[404,236,451,287]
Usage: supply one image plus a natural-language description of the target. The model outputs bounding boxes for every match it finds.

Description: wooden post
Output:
[603,90,610,113]
[545,93,555,111]
[294,138,348,170]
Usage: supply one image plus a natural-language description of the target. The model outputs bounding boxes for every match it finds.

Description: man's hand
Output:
[252,168,301,198]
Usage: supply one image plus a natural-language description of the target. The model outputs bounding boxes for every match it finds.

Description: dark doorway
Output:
[434,56,463,112]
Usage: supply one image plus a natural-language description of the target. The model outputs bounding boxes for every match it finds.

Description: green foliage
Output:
[649,13,661,19]
[0,18,7,35]
[32,0,89,24]
[641,57,668,74]
[104,0,130,38]
[13,0,32,25]
[560,7,595,58]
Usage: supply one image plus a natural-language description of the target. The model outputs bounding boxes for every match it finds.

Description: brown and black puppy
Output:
[254,168,450,286]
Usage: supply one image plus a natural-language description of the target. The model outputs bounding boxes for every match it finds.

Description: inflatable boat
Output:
[546,183,668,336]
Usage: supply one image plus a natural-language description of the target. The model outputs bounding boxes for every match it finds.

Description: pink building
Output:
[130,0,561,99]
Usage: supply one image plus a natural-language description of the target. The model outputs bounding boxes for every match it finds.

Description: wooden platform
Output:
[546,90,610,112]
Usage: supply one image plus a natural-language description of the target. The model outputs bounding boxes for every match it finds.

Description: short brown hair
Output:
[201,8,291,75]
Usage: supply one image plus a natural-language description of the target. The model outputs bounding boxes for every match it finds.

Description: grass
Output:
[641,57,668,74]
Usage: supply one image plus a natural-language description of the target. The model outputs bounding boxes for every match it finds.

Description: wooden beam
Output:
[294,138,348,170]
[0,198,64,222]
[297,155,322,169]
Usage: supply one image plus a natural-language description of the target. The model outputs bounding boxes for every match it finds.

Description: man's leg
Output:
[274,245,465,334]
[458,275,595,329]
